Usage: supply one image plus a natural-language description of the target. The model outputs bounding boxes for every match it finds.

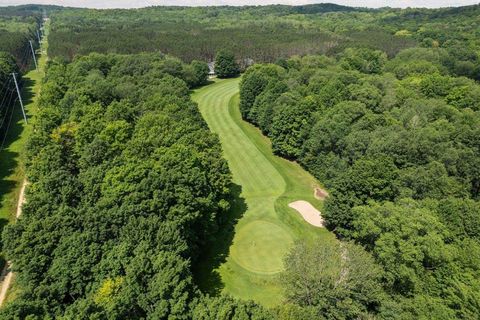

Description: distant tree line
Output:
[48,19,339,64]
[46,4,420,65]
[45,4,480,82]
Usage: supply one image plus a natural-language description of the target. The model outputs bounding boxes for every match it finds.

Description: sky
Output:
[0,0,479,9]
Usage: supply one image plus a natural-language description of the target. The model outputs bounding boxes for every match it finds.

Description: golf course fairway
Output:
[192,78,334,307]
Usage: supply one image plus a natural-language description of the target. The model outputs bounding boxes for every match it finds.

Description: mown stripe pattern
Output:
[193,78,331,306]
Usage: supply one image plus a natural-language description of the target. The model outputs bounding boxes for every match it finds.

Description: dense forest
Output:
[240,46,480,318]
[47,4,419,64]
[46,4,480,79]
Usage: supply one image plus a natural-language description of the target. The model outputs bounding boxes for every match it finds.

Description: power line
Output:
[0,78,14,120]
[29,40,38,71]
[0,77,13,96]
[0,94,18,152]
[0,92,12,130]
[18,44,31,71]
[0,90,15,133]
[12,73,27,124]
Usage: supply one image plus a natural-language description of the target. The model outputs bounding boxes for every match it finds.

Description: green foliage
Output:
[46,4,423,65]
[351,200,480,319]
[352,200,451,292]
[434,198,480,240]
[43,4,480,84]
[281,240,384,319]
[270,95,313,159]
[446,85,480,110]
[239,64,284,120]
[340,48,387,74]
[192,295,273,319]
[190,60,210,87]
[240,48,480,317]
[273,304,319,320]
[0,52,18,82]
[215,50,240,79]
[46,6,348,63]
[348,82,383,111]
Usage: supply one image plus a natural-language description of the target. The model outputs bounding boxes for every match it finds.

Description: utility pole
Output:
[29,40,38,71]
[12,73,27,124]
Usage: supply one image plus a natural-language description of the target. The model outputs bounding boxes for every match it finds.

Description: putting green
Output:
[192,78,334,306]
[231,220,293,274]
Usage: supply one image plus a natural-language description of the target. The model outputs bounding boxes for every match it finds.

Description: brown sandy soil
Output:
[314,187,329,200]
[0,265,12,306]
[16,181,26,219]
[288,200,325,227]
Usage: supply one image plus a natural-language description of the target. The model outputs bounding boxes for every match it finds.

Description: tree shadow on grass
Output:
[204,79,216,86]
[193,183,247,296]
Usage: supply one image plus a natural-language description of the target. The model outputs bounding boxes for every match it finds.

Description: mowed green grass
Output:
[192,78,335,306]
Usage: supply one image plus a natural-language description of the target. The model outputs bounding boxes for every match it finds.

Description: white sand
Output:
[288,200,324,227]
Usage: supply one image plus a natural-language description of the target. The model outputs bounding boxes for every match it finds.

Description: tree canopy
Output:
[215,50,240,78]
[240,48,480,318]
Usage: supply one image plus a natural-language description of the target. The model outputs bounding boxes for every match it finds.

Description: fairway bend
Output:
[193,78,293,305]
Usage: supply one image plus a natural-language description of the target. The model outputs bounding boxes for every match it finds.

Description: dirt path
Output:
[16,180,26,219]
[0,266,13,307]
[0,178,27,306]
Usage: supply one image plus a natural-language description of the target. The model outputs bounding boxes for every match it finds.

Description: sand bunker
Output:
[289,200,324,227]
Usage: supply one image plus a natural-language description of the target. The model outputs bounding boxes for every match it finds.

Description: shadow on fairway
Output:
[204,79,216,86]
[193,183,247,296]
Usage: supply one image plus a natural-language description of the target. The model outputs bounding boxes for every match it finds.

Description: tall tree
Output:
[281,240,384,319]
[215,50,240,78]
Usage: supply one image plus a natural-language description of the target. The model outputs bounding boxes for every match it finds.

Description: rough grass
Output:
[192,78,334,307]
